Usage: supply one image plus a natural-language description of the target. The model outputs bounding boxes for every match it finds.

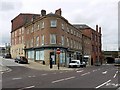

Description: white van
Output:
[69,60,86,68]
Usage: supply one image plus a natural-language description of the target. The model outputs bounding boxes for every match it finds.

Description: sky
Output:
[0,0,119,51]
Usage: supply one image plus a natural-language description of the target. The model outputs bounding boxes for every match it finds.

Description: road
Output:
[1,58,120,90]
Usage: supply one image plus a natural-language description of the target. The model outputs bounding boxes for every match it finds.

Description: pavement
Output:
[24,60,74,71]
[0,65,10,73]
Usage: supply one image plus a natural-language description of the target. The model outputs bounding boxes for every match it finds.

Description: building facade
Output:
[11,9,102,66]
[11,13,40,58]
[11,9,83,66]
[74,24,102,65]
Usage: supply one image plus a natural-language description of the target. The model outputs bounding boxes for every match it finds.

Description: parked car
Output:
[15,56,28,64]
[114,58,120,66]
[3,53,11,58]
[69,60,86,68]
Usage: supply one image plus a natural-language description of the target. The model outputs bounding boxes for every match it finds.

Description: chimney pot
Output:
[55,8,62,16]
[41,10,46,16]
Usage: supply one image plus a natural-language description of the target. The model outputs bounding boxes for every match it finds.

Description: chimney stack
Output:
[41,10,46,16]
[99,27,101,34]
[96,25,98,32]
[55,8,62,16]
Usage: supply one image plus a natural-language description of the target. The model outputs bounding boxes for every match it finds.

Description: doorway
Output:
[50,52,56,64]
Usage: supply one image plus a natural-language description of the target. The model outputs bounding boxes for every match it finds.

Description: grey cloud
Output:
[0,1,22,11]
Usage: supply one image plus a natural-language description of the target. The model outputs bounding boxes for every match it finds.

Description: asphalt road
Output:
[1,58,120,90]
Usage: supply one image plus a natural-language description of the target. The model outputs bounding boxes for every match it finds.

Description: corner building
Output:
[11,9,83,66]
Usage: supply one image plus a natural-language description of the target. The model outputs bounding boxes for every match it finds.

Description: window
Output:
[50,20,57,27]
[41,35,44,45]
[50,34,56,44]
[71,39,73,48]
[41,22,44,29]
[71,29,73,34]
[74,40,75,48]
[30,38,33,47]
[61,36,64,46]
[27,29,29,34]
[74,31,76,36]
[36,36,39,46]
[61,23,64,30]
[21,36,24,44]
[37,24,40,30]
[67,38,69,47]
[15,31,17,37]
[67,27,69,33]
[22,27,24,34]
[31,26,34,33]
[19,37,21,44]
[19,29,21,35]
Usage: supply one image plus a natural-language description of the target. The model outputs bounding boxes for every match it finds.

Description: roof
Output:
[73,24,91,30]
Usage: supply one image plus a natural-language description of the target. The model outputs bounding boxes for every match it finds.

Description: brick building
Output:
[11,9,102,66]
[74,24,102,65]
[11,13,40,58]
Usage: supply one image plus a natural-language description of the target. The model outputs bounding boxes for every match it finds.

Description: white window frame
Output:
[41,22,44,29]
[61,23,64,30]
[36,36,39,47]
[50,20,57,27]
[61,36,64,46]
[41,35,44,45]
[50,34,56,44]
[67,38,69,47]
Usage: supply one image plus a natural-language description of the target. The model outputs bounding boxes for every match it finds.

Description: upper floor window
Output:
[21,27,24,34]
[36,36,39,47]
[71,29,74,34]
[50,34,56,44]
[61,36,64,46]
[41,35,44,45]
[19,29,21,35]
[67,27,69,33]
[67,38,69,47]
[41,22,44,29]
[50,20,57,27]
[31,26,34,33]
[61,23,64,30]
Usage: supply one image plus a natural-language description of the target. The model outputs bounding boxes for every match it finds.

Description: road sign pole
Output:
[56,48,60,70]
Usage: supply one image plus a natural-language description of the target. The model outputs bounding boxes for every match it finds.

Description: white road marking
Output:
[76,70,84,73]
[41,74,47,76]
[81,72,90,76]
[28,75,36,78]
[95,79,111,89]
[93,70,97,72]
[52,76,75,83]
[18,85,35,90]
[52,79,65,83]
[12,77,22,80]
[64,77,75,80]
[113,73,117,78]
[116,71,118,74]
[102,71,107,74]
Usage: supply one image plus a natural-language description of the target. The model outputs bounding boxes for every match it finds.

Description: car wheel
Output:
[18,61,20,64]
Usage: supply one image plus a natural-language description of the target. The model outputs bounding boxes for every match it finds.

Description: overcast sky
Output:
[0,0,119,51]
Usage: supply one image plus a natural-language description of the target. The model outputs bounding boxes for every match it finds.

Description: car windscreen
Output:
[71,61,77,63]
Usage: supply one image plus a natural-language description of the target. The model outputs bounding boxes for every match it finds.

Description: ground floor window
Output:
[35,50,44,60]
[28,51,34,59]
